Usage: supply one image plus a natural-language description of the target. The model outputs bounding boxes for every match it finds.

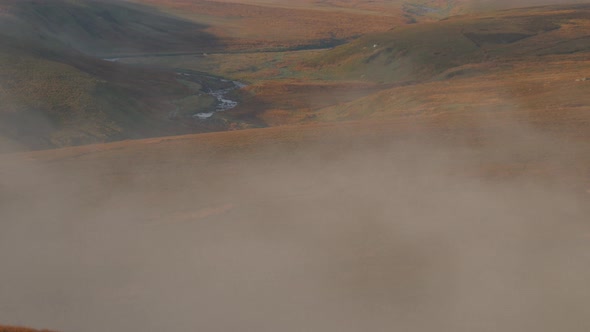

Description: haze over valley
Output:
[1,1,590,332]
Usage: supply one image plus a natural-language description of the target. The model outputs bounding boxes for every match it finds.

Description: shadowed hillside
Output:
[0,0,222,56]
[0,35,231,152]
[0,0,245,152]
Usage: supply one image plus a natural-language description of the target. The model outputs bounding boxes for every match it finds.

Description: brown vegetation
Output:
[132,0,406,50]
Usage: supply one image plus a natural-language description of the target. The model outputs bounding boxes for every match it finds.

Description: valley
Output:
[2,0,589,151]
[1,1,590,332]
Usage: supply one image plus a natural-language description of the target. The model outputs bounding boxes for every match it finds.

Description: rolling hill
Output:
[302,4,590,82]
[128,0,405,51]
[0,0,222,56]
[208,4,590,128]
[4,0,589,152]
[0,0,245,152]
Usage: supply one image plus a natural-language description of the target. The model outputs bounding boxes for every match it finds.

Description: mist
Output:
[2,0,590,331]
[1,120,589,332]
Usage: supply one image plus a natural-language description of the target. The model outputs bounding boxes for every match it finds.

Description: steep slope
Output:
[0,0,222,56]
[308,5,590,127]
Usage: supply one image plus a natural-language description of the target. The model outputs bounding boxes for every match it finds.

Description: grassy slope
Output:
[0,0,245,152]
[302,4,590,82]
[132,0,530,50]
[130,0,406,51]
[132,0,590,50]
[315,57,590,129]
[0,37,201,151]
[1,0,223,56]
[288,5,590,128]
[3,0,590,152]
[108,0,467,129]
[120,2,590,126]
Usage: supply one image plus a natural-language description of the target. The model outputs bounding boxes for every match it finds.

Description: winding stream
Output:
[194,80,246,120]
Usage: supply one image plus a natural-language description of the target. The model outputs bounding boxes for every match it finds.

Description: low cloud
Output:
[1,121,589,332]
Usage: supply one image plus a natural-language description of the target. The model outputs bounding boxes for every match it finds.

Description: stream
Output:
[194,80,246,120]
[101,60,246,121]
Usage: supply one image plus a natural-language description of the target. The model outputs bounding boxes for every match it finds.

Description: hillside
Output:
[129,0,405,51]
[201,4,587,127]
[301,4,590,82]
[0,35,234,152]
[314,54,590,128]
[5,1,589,152]
[138,4,590,130]
[127,0,535,51]
[300,5,590,130]
[0,0,254,152]
[0,0,222,56]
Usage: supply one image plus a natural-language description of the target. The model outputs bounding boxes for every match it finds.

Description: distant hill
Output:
[303,4,590,83]
[307,5,590,132]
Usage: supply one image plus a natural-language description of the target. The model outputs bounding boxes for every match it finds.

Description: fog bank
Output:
[1,125,589,332]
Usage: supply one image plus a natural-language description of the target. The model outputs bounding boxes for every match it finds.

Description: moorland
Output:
[1,1,590,332]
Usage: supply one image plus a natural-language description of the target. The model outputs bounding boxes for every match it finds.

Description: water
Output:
[193,80,245,120]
